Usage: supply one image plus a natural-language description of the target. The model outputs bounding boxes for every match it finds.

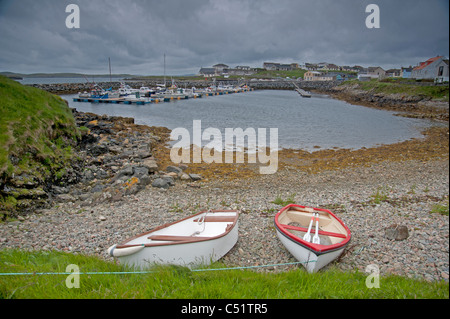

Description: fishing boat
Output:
[107,210,239,269]
[139,86,155,96]
[274,204,351,273]
[118,82,139,96]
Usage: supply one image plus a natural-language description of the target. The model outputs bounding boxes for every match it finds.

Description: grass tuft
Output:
[0,249,447,299]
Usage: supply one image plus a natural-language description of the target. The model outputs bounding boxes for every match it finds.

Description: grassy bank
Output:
[341,79,449,101]
[0,75,80,215]
[0,249,447,299]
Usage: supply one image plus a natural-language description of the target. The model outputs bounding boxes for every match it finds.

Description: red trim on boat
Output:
[280,224,347,239]
[274,204,351,254]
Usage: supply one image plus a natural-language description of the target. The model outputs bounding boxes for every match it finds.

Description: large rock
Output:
[152,178,170,189]
[189,174,203,181]
[166,166,183,174]
[141,158,158,173]
[111,165,134,183]
[385,224,409,241]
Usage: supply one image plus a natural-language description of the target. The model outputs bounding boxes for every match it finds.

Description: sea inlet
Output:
[63,89,433,152]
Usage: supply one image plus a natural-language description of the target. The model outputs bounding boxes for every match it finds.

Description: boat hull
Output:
[108,210,239,269]
[112,224,238,269]
[275,229,345,273]
[274,204,351,273]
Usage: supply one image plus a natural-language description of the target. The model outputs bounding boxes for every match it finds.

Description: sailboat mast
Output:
[108,57,112,83]
[164,53,166,87]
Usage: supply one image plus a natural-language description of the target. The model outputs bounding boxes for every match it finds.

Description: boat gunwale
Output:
[115,210,239,249]
[274,204,351,255]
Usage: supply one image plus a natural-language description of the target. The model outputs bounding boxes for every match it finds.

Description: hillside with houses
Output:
[198,56,449,84]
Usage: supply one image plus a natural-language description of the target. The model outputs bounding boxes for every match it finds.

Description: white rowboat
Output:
[108,210,239,269]
[274,204,351,273]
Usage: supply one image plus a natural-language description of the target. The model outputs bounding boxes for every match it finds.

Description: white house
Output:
[411,56,449,82]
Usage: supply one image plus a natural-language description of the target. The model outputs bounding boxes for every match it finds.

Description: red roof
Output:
[413,56,443,70]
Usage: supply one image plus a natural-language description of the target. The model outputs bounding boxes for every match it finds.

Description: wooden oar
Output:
[303,215,315,242]
[312,213,320,244]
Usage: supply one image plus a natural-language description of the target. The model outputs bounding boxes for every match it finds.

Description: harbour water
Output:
[62,90,432,152]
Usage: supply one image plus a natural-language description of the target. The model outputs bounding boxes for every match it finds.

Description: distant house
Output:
[213,64,229,74]
[356,66,385,81]
[235,66,252,70]
[304,71,336,81]
[304,71,321,81]
[411,56,449,82]
[401,67,413,79]
[199,68,217,77]
[341,65,359,72]
[367,66,386,79]
[263,62,298,71]
[263,62,280,70]
[385,69,401,78]
[321,63,340,71]
[305,63,319,70]
[436,59,449,83]
[318,73,337,81]
[352,65,366,73]
[227,67,257,76]
[327,72,355,81]
[278,64,293,71]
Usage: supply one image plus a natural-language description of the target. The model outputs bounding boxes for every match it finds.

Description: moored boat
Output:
[108,210,239,269]
[274,204,351,273]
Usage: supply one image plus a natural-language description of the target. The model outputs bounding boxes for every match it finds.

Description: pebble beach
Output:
[1,153,448,282]
[0,87,448,282]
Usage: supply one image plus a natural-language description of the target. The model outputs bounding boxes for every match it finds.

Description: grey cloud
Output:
[0,0,448,74]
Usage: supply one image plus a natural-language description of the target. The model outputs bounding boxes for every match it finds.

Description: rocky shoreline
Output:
[0,89,448,283]
[50,109,206,208]
[315,82,449,121]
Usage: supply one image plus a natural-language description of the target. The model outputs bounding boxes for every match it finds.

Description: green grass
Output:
[0,76,80,216]
[0,249,447,299]
[430,202,449,216]
[370,186,391,204]
[248,69,307,79]
[343,79,449,101]
[272,193,296,206]
[0,75,79,176]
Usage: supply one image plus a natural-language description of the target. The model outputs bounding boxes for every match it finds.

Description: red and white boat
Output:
[274,204,351,273]
[108,210,239,269]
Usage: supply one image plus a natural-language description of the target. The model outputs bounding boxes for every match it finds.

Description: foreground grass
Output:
[0,250,447,299]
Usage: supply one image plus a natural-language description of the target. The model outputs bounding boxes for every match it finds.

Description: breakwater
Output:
[26,79,340,95]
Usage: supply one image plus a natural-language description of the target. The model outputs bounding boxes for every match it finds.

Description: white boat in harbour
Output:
[274,204,351,273]
[118,82,139,96]
[139,86,155,96]
[107,210,239,269]
[162,86,188,99]
[78,86,120,99]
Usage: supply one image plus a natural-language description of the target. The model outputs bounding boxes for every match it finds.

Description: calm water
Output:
[62,90,431,152]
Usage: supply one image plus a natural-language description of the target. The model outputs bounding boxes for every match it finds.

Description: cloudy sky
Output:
[0,0,448,75]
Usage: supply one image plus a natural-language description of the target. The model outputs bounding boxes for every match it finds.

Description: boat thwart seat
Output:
[192,216,236,223]
[147,235,212,242]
